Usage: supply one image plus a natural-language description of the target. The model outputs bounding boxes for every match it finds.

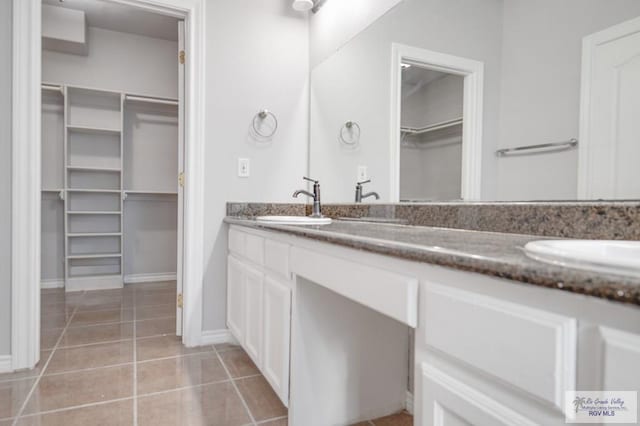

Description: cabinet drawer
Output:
[423,282,576,410]
[291,247,418,327]
[264,239,290,279]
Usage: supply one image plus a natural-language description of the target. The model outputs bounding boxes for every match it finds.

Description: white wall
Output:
[310,0,504,202]
[202,0,309,332]
[309,0,403,67]
[0,0,11,356]
[43,26,178,98]
[496,0,640,200]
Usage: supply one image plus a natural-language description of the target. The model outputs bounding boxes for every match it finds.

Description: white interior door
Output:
[176,20,185,336]
[579,16,640,199]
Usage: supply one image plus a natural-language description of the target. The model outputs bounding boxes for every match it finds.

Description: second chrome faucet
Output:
[355,179,380,203]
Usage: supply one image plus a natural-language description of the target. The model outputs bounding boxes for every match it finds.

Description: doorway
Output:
[390,44,485,202]
[11,0,206,371]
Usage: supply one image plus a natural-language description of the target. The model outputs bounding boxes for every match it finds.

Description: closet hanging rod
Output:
[401,117,463,136]
[496,138,578,157]
[42,83,63,94]
[125,95,178,106]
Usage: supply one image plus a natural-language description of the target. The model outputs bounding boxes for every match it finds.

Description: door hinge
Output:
[177,293,183,308]
[178,172,185,187]
[179,50,185,64]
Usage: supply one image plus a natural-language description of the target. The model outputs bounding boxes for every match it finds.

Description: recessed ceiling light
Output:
[401,63,412,70]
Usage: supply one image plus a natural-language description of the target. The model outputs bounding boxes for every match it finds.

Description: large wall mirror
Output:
[308,0,640,202]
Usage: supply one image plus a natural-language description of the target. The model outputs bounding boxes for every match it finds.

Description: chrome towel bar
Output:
[496,138,578,157]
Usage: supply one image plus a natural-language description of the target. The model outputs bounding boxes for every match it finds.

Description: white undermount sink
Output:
[256,215,332,225]
[524,240,640,277]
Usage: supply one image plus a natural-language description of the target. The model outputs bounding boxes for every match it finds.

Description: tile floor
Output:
[0,282,412,426]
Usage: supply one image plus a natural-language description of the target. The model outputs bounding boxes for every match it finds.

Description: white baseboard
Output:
[406,390,414,414]
[200,329,233,345]
[41,279,64,289]
[0,355,12,373]
[66,275,123,292]
[124,273,177,284]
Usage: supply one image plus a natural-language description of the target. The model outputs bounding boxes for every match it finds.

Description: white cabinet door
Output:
[419,362,539,426]
[227,255,244,343]
[263,275,291,406]
[244,264,264,367]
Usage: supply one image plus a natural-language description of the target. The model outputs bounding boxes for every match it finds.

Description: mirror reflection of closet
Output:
[399,65,464,202]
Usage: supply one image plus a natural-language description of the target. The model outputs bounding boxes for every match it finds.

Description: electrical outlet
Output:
[357,166,368,181]
[238,158,250,177]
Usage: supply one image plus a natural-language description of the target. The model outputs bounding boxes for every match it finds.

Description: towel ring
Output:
[252,110,278,139]
[339,121,361,146]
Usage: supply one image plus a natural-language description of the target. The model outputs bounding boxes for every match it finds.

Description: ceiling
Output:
[42,0,180,41]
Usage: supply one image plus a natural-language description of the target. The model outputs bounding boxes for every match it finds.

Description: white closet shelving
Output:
[41,82,179,291]
[64,85,124,291]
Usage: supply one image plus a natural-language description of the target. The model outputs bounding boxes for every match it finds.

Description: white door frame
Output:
[577,16,640,199]
[389,43,484,201]
[11,0,206,370]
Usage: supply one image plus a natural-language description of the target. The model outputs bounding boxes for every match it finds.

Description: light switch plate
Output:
[357,166,368,181]
[238,158,250,177]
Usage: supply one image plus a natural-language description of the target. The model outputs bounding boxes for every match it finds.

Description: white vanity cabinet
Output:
[227,224,640,425]
[227,227,292,406]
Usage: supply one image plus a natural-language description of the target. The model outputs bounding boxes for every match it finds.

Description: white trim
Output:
[0,355,12,373]
[577,16,640,198]
[200,329,234,345]
[406,390,414,415]
[124,273,178,284]
[41,279,64,289]
[12,0,42,372]
[390,43,484,201]
[12,0,206,370]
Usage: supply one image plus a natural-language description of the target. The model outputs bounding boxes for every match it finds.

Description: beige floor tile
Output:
[69,309,134,327]
[135,317,176,338]
[136,336,212,362]
[0,419,14,426]
[135,291,176,307]
[137,352,229,395]
[75,292,133,312]
[23,365,133,414]
[0,352,50,383]
[235,375,287,422]
[58,322,134,348]
[17,399,134,426]
[41,312,71,330]
[0,378,36,419]
[135,304,176,321]
[41,303,75,319]
[46,341,134,374]
[214,342,241,353]
[219,348,260,378]
[137,381,251,426]
[259,418,288,426]
[371,411,413,426]
[41,328,64,350]
[132,281,177,292]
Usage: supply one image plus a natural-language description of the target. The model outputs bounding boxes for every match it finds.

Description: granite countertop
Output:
[225,217,640,307]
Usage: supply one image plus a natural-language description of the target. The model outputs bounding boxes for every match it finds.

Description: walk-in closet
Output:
[40,0,184,327]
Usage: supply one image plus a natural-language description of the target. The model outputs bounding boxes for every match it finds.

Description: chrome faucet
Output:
[355,179,380,203]
[293,176,323,218]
